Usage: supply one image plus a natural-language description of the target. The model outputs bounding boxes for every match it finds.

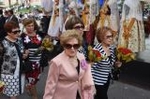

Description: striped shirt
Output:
[21,33,42,67]
[91,43,116,85]
[28,48,41,62]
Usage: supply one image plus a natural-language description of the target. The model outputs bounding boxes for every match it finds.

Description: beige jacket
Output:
[43,51,94,99]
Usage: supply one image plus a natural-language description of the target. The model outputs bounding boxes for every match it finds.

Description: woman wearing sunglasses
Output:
[91,27,121,99]
[0,21,25,99]
[43,30,94,99]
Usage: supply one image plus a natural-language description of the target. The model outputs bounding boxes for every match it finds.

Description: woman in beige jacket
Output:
[43,30,94,99]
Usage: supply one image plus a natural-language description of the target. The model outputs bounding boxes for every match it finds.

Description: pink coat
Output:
[43,51,94,99]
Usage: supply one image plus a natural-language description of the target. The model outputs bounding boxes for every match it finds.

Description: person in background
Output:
[47,0,64,42]
[64,1,79,23]
[91,27,121,99]
[65,16,89,58]
[43,30,94,99]
[0,9,6,40]
[21,18,43,99]
[40,0,53,37]
[6,9,19,27]
[0,21,25,99]
[4,10,9,20]
[65,16,84,35]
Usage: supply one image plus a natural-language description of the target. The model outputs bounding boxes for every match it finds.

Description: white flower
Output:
[24,36,30,43]
[37,35,42,41]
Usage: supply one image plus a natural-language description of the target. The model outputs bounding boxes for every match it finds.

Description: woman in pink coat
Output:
[43,30,95,99]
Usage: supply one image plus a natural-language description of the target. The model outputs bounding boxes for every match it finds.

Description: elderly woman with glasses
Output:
[91,27,122,99]
[43,30,94,99]
[0,21,25,99]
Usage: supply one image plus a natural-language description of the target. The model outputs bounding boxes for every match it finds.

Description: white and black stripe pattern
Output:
[28,48,41,62]
[91,43,116,85]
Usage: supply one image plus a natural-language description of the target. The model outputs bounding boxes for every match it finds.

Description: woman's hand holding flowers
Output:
[34,35,54,55]
[116,47,136,63]
[87,46,103,64]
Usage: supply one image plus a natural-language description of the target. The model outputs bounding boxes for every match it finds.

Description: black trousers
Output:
[94,75,111,99]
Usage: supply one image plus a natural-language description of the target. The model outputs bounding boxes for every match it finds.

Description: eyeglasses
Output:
[105,35,113,39]
[64,44,80,49]
[73,25,84,30]
[12,30,21,34]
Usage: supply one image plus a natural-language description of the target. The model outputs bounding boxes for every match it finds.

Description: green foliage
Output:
[17,5,42,14]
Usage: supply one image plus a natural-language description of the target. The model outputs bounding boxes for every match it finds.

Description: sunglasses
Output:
[73,25,84,30]
[106,35,113,39]
[64,44,80,49]
[12,30,21,34]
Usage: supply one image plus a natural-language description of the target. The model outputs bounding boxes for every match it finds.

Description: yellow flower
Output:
[34,36,54,55]
[0,81,5,93]
[41,36,54,51]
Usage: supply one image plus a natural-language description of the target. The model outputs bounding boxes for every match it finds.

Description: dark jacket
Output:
[0,38,23,75]
[0,15,6,40]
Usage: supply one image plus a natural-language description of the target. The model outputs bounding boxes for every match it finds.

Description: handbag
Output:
[22,59,33,73]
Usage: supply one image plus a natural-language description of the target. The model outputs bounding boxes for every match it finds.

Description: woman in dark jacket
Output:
[0,21,25,99]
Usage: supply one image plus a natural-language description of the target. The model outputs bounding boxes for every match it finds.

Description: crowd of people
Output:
[0,0,149,99]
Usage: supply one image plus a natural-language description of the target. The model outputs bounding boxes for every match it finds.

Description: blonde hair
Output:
[60,30,83,46]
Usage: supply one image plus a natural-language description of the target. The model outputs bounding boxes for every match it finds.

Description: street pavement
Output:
[0,66,150,99]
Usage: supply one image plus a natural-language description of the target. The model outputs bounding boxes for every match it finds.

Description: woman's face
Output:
[101,31,113,46]
[73,23,84,36]
[25,22,34,34]
[8,28,20,40]
[64,38,80,58]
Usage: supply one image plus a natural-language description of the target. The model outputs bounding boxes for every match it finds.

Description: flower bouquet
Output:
[87,46,103,63]
[34,35,54,55]
[112,47,136,80]
[0,81,5,93]
[116,47,136,63]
